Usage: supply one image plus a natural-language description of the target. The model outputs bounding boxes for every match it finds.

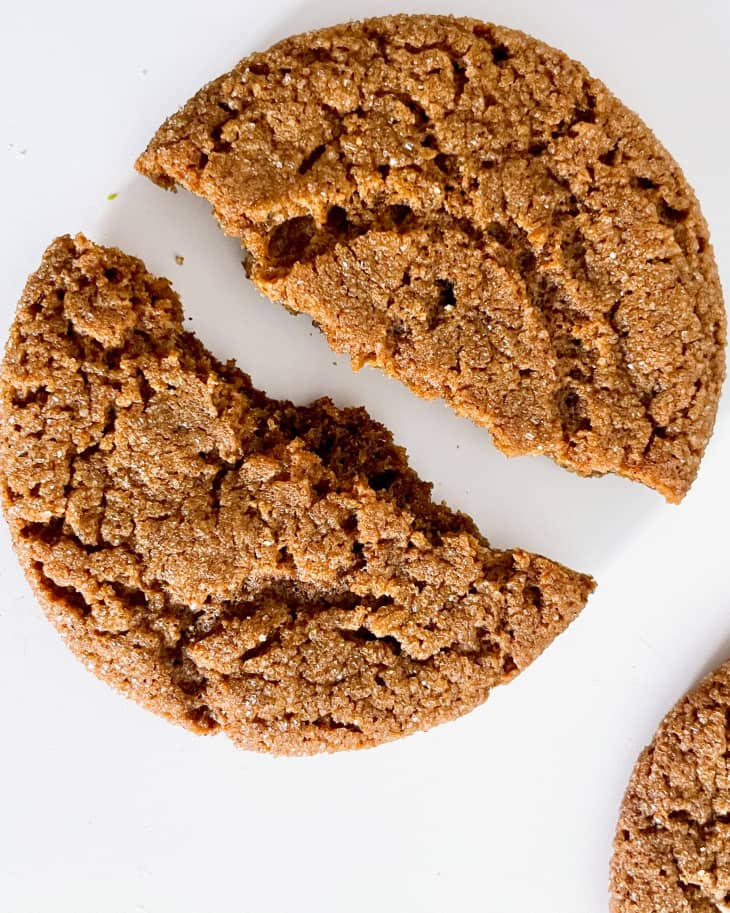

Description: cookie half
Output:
[611,661,730,911]
[137,13,726,503]
[0,235,594,754]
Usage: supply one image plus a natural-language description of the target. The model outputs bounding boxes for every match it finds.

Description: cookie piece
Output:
[137,14,726,503]
[0,235,594,755]
[611,661,730,911]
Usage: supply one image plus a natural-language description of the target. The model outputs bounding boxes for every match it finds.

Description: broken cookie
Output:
[137,13,726,502]
[0,235,594,754]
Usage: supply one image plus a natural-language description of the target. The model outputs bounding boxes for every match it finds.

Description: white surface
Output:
[0,1,728,910]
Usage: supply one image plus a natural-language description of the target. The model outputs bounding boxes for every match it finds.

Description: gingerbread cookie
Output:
[611,660,730,911]
[137,13,726,502]
[0,235,594,754]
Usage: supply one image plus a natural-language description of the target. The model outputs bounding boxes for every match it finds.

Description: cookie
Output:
[611,661,730,911]
[0,235,594,754]
[137,13,726,503]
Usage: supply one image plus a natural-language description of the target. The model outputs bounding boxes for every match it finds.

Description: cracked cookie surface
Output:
[0,235,594,754]
[611,661,730,912]
[137,13,726,503]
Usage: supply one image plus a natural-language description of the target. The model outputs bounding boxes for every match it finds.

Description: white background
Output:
[1,1,728,911]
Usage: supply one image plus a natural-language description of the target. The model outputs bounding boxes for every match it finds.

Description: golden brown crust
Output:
[611,661,730,912]
[0,235,594,754]
[137,13,726,502]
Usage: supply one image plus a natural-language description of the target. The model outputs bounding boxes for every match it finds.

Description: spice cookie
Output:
[611,661,730,911]
[137,13,726,503]
[0,235,594,754]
